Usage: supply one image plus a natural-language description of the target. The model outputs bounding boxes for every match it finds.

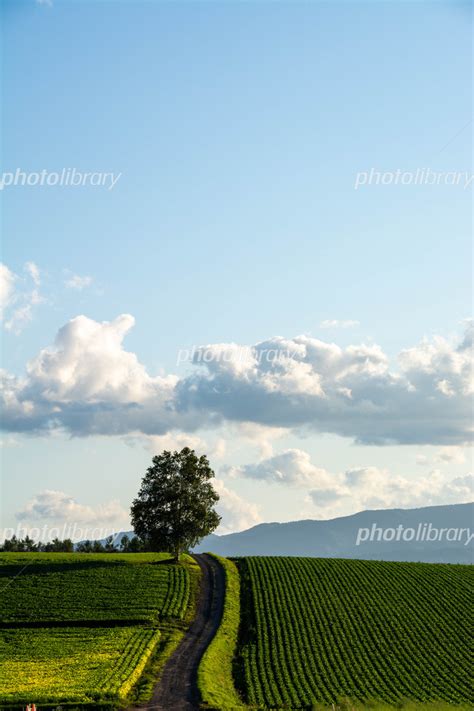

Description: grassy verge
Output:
[198,555,246,710]
[128,553,201,706]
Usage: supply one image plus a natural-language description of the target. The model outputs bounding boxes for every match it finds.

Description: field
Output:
[0,552,189,624]
[235,557,473,709]
[0,552,195,708]
[0,627,160,705]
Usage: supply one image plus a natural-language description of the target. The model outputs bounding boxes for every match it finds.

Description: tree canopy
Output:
[130,447,221,561]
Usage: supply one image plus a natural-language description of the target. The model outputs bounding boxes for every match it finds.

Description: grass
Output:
[197,555,245,710]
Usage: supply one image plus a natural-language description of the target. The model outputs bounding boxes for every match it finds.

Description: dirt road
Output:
[129,553,225,711]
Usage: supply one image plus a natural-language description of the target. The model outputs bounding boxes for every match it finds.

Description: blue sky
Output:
[1,0,472,539]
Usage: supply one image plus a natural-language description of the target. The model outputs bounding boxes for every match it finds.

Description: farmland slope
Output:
[235,557,473,709]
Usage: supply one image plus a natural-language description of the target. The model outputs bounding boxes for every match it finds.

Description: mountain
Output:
[87,503,473,563]
[193,503,474,563]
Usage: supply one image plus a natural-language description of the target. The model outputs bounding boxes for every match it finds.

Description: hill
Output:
[232,557,473,709]
[0,552,198,707]
[194,502,473,562]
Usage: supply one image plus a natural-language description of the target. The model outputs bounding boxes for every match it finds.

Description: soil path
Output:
[128,553,225,711]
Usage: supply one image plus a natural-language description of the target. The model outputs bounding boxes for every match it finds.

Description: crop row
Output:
[0,626,161,704]
[236,557,473,708]
[0,555,189,623]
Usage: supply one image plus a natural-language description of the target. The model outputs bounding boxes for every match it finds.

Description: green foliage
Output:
[236,557,473,709]
[198,555,245,710]
[0,552,190,624]
[131,447,221,560]
[0,534,75,552]
[0,627,160,704]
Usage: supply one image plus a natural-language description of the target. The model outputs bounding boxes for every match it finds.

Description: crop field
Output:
[236,557,473,709]
[0,626,160,704]
[0,552,190,623]
[0,552,195,707]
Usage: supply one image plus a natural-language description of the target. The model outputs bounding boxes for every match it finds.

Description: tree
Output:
[131,448,221,562]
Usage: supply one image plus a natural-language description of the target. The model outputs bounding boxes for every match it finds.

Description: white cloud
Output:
[65,274,93,290]
[320,319,360,329]
[213,479,262,533]
[231,449,474,518]
[1,262,44,334]
[228,448,338,489]
[125,431,207,455]
[16,490,128,527]
[1,316,472,446]
[0,263,16,318]
[25,262,41,286]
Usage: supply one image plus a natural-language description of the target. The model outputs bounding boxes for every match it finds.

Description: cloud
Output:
[16,490,128,527]
[0,264,16,318]
[65,274,93,290]
[231,449,473,518]
[176,325,473,445]
[227,449,337,489]
[124,431,207,455]
[1,315,472,446]
[213,479,262,533]
[320,319,360,329]
[25,262,41,286]
[36,0,53,6]
[1,262,43,334]
[416,454,430,466]
[434,446,467,465]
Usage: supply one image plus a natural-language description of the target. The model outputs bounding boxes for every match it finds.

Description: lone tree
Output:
[130,447,221,562]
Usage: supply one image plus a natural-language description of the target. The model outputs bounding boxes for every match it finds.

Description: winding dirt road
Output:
[129,553,225,711]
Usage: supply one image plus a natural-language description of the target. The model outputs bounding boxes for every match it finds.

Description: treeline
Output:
[0,534,145,553]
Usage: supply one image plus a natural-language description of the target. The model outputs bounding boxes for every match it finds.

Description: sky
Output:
[0,0,472,541]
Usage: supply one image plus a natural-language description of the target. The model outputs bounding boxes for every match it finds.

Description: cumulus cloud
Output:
[227,449,336,489]
[16,490,128,527]
[1,315,472,446]
[65,274,93,290]
[230,448,473,518]
[213,479,262,533]
[1,262,43,334]
[176,325,473,445]
[320,319,360,329]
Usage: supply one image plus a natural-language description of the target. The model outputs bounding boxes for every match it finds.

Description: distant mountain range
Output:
[92,503,473,564]
[193,503,473,563]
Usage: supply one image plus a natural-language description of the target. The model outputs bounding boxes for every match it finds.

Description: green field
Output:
[1,553,472,709]
[234,557,473,709]
[0,552,189,624]
[0,627,160,705]
[0,552,196,708]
